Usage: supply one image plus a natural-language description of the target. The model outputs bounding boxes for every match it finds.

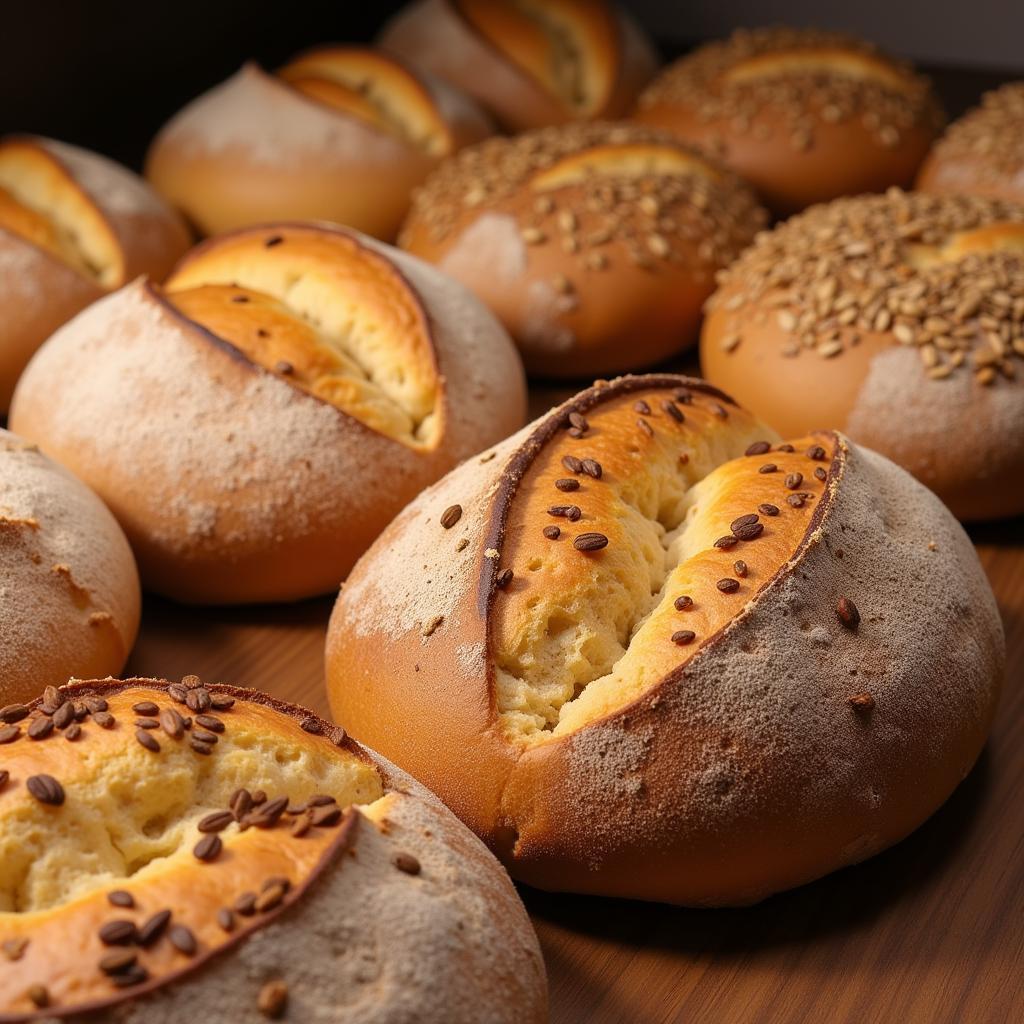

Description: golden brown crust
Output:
[700,189,1024,520]
[326,374,1004,905]
[634,26,943,216]
[145,50,492,241]
[379,0,659,131]
[400,121,766,376]
[0,431,140,709]
[0,677,547,1022]
[917,82,1024,204]
[10,223,526,604]
[0,137,189,412]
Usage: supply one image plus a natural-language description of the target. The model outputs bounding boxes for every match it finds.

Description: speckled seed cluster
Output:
[402,121,766,293]
[708,189,1024,385]
[638,26,942,154]
[930,83,1024,179]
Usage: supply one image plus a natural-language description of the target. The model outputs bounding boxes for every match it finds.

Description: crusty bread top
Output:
[165,225,442,448]
[706,189,1024,389]
[637,26,942,151]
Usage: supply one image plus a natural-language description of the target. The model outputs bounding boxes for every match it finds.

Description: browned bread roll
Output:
[917,82,1024,204]
[0,136,190,411]
[378,0,658,132]
[634,27,944,216]
[0,431,139,709]
[399,121,766,377]
[0,676,547,1022]
[145,47,493,241]
[325,375,1004,906]
[700,189,1024,521]
[9,223,526,604]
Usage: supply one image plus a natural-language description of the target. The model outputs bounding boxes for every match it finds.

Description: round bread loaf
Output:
[0,676,547,1022]
[146,47,493,241]
[917,82,1024,204]
[399,121,766,377]
[0,430,139,710]
[9,223,526,604]
[378,0,658,132]
[0,136,190,411]
[700,189,1024,521]
[634,27,943,216]
[325,375,1004,906]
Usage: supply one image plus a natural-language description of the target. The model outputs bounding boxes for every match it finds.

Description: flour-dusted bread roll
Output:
[0,677,547,1022]
[326,375,1004,906]
[0,136,190,411]
[10,223,526,604]
[634,27,943,216]
[146,47,493,241]
[917,82,1024,205]
[400,121,766,377]
[0,430,140,710]
[701,189,1024,521]
[379,0,658,132]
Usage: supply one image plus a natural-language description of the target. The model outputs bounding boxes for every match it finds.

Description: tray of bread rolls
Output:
[1,3,1021,1022]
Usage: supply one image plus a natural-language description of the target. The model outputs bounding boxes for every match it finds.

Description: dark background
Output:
[2,1,1021,171]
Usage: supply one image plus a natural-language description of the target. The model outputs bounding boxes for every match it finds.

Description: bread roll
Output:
[379,0,658,132]
[0,676,547,1022]
[701,189,1024,520]
[0,430,139,710]
[399,121,766,377]
[634,27,943,216]
[917,82,1024,204]
[325,374,1004,906]
[10,223,526,604]
[0,136,190,411]
[145,48,493,241]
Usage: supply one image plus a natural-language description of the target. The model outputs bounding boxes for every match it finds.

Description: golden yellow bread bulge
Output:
[0,430,139,709]
[917,82,1024,204]
[0,676,547,1022]
[145,47,493,241]
[0,136,190,412]
[9,223,526,604]
[701,189,1024,521]
[326,375,1004,906]
[399,121,767,377]
[378,0,659,132]
[634,27,944,217]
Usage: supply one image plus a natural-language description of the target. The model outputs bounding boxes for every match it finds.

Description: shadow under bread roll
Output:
[0,676,547,1022]
[326,375,1003,906]
[0,136,190,411]
[10,223,526,605]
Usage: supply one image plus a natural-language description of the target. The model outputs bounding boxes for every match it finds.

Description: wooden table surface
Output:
[124,369,1024,1024]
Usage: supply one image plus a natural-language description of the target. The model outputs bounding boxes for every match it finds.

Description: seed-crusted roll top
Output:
[326,373,1004,905]
[917,82,1024,205]
[379,0,658,131]
[701,189,1024,519]
[0,677,547,1022]
[635,27,943,215]
[165,226,442,447]
[400,121,766,376]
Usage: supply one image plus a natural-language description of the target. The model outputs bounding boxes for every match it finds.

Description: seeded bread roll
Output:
[0,676,547,1022]
[0,431,140,710]
[10,223,526,604]
[325,375,1004,906]
[634,27,944,216]
[917,83,1024,205]
[0,136,190,412]
[399,121,766,377]
[378,0,658,132]
[701,189,1024,521]
[146,47,492,241]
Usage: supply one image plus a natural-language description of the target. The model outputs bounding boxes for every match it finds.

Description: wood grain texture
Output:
[125,419,1024,1024]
